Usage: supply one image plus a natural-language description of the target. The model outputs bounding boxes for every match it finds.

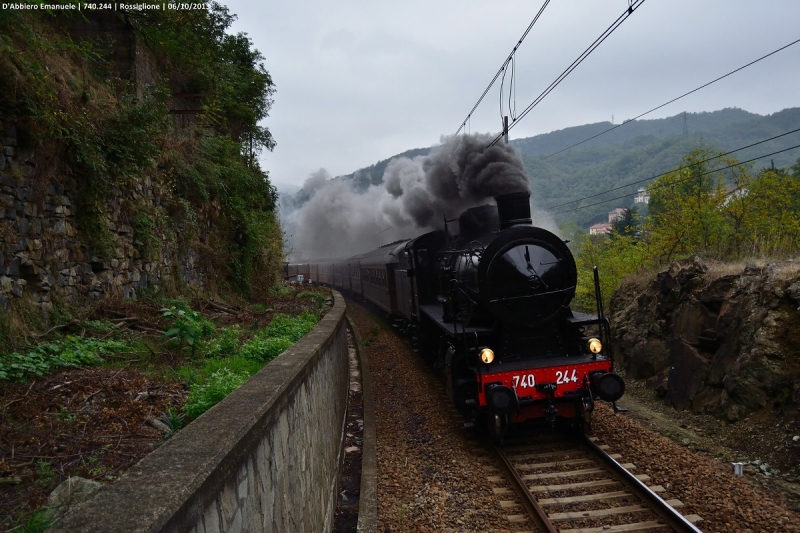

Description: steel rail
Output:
[492,444,558,533]
[581,435,704,533]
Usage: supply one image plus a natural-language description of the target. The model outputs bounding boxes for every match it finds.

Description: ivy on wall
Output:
[0,1,281,296]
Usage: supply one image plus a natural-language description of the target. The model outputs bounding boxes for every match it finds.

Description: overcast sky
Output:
[221,0,800,189]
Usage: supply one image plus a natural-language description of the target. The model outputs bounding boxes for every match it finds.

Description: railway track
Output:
[487,433,705,533]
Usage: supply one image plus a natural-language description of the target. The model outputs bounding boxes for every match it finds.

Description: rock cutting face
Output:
[609,257,800,423]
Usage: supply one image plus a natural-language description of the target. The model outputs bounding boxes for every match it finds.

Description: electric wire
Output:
[553,141,800,215]
[455,0,551,137]
[535,36,800,162]
[487,0,647,147]
[510,53,517,120]
[500,53,518,125]
[547,126,800,210]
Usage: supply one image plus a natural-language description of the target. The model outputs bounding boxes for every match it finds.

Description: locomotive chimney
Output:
[495,191,532,230]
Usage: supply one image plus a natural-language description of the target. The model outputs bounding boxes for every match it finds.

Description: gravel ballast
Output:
[348,300,800,532]
[348,302,519,532]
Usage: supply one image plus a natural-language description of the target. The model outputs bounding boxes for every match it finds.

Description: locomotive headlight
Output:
[587,338,603,354]
[479,347,495,364]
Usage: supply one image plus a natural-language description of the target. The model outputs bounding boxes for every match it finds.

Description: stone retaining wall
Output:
[0,117,207,311]
[53,290,349,533]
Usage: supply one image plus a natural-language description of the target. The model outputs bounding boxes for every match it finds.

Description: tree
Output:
[646,148,744,261]
[742,169,800,256]
[612,206,638,236]
[790,157,800,178]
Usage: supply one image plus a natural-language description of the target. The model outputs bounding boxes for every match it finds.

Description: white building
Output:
[608,207,627,224]
[589,223,612,235]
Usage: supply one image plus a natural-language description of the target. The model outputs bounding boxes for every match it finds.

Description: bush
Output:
[238,336,293,363]
[184,367,250,419]
[202,325,242,358]
[0,337,128,382]
[261,311,318,342]
[178,311,320,418]
[161,307,216,358]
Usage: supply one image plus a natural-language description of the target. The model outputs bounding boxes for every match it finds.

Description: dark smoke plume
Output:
[290,133,534,259]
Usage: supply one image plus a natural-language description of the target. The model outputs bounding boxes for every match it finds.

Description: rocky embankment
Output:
[610,257,800,422]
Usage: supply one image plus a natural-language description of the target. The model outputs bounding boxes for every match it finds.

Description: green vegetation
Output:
[160,306,216,358]
[0,336,128,381]
[571,149,800,310]
[157,408,186,439]
[518,107,800,228]
[184,367,250,419]
[35,461,56,487]
[203,325,243,358]
[13,510,53,533]
[0,1,282,295]
[296,290,328,312]
[297,108,800,231]
[75,320,118,335]
[179,311,319,419]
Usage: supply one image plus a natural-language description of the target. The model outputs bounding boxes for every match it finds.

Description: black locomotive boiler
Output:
[288,191,624,440]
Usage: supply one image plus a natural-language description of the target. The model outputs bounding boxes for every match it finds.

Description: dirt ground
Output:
[0,284,330,530]
[617,376,800,512]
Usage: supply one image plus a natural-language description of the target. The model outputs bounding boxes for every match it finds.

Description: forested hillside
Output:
[324,107,800,229]
[520,107,800,226]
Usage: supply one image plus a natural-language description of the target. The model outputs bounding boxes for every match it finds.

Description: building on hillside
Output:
[634,188,650,204]
[589,223,613,235]
[722,184,749,206]
[608,207,627,224]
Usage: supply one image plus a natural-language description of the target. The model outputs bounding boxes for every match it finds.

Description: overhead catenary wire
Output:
[487,0,647,147]
[535,36,800,162]
[547,126,800,211]
[500,51,518,125]
[553,141,800,215]
[455,0,551,137]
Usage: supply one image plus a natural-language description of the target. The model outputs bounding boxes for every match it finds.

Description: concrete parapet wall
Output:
[53,290,349,533]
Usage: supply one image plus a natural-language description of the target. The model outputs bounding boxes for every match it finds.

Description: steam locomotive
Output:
[286,191,624,440]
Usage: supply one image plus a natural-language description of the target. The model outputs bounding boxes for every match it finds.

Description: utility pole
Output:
[503,116,509,144]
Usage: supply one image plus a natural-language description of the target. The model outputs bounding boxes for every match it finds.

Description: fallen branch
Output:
[145,417,171,435]
[1,398,21,411]
[0,477,22,485]
[129,324,164,335]
[205,300,238,314]
[102,310,130,318]
[33,319,78,339]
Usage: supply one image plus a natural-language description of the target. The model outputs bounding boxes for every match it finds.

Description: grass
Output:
[0,336,129,382]
[183,367,251,419]
[13,510,53,533]
[1,285,328,435]
[157,408,186,439]
[177,310,321,419]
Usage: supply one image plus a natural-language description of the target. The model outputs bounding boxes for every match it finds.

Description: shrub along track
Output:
[348,299,800,532]
[0,286,329,529]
